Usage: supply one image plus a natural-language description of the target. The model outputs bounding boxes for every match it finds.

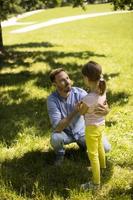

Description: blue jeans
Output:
[50,131,111,156]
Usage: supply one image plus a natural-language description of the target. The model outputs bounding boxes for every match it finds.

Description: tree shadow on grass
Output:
[1,148,114,199]
[101,159,114,185]
[0,45,106,88]
[0,45,128,145]
[0,44,108,145]
[104,72,120,81]
[117,162,133,170]
[106,121,117,127]
[108,185,132,199]
[107,90,130,106]
[0,44,106,70]
[0,95,50,145]
[0,41,56,69]
[0,42,129,146]
[0,71,33,86]
[6,42,55,49]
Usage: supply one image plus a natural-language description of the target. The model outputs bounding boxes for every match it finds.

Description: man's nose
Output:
[65,79,70,85]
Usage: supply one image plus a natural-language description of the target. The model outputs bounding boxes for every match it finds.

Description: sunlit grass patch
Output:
[0,3,133,200]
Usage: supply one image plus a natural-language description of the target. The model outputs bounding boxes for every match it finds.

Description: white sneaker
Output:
[80,182,100,191]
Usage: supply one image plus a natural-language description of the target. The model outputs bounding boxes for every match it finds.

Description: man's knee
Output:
[50,132,63,148]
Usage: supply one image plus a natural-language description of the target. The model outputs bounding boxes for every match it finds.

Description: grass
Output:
[16,4,113,23]
[0,3,133,200]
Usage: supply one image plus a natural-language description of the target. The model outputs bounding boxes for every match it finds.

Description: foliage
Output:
[0,0,23,51]
[0,0,22,21]
[19,0,45,11]
[112,0,133,10]
[44,0,63,8]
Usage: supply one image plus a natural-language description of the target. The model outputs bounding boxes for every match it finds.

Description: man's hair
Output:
[49,68,65,82]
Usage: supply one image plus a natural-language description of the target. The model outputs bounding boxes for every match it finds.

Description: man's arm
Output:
[55,102,81,132]
[54,107,78,132]
[47,96,80,133]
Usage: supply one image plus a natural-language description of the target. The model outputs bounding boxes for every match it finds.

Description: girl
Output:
[80,61,107,190]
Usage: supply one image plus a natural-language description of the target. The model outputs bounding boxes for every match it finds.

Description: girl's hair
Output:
[82,61,106,95]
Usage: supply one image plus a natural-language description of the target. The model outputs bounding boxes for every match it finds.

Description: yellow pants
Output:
[85,125,106,185]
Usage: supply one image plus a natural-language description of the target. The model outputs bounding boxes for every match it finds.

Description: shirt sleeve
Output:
[78,88,88,100]
[47,95,61,129]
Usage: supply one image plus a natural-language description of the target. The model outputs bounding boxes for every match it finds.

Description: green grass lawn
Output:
[0,3,133,200]
[16,3,113,23]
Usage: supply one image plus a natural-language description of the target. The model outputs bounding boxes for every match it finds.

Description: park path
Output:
[2,9,132,34]
[1,9,43,27]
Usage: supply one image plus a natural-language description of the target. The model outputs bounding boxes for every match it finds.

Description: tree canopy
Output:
[0,0,23,21]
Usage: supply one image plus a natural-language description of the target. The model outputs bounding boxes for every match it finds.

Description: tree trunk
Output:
[0,21,4,54]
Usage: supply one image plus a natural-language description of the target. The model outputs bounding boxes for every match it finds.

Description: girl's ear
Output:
[84,76,89,85]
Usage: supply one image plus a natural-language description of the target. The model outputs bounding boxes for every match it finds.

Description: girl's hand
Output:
[94,102,109,116]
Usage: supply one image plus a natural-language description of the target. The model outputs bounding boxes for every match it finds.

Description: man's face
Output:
[54,71,72,93]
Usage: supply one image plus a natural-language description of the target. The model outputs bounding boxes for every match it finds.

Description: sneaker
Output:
[54,154,64,166]
[80,182,100,191]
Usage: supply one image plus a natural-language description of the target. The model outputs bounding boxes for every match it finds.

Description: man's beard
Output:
[64,84,71,93]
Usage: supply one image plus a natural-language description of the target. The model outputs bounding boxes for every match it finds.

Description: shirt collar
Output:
[55,89,72,101]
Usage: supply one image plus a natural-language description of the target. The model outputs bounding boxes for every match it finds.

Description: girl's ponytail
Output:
[99,75,106,95]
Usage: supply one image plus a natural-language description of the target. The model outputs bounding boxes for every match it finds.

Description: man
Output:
[47,68,111,165]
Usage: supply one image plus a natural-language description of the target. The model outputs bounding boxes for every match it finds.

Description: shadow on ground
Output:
[108,185,133,199]
[1,148,114,199]
[0,42,106,145]
[0,42,130,145]
[0,96,50,145]
[0,42,106,88]
[107,90,130,106]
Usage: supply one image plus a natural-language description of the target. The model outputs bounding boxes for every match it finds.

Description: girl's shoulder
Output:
[82,92,98,105]
[83,92,98,99]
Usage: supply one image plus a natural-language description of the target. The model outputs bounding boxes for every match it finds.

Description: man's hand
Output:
[76,101,89,115]
[94,102,109,116]
[74,102,82,112]
[54,103,80,132]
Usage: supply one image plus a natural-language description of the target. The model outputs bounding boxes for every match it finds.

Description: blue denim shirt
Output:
[47,87,87,140]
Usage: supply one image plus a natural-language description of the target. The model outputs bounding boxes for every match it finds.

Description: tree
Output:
[68,0,133,10]
[20,0,45,11]
[0,0,62,54]
[0,0,22,53]
[71,0,85,7]
[112,0,133,10]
